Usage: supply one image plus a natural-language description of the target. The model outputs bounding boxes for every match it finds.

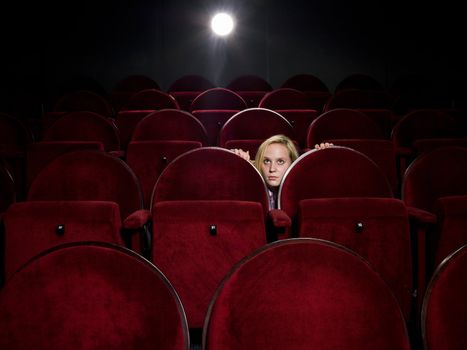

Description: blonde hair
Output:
[254,134,299,173]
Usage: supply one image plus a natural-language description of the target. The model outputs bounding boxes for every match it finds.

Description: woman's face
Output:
[260,143,292,189]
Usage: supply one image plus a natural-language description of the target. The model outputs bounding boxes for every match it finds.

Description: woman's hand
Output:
[231,148,251,161]
[314,142,334,150]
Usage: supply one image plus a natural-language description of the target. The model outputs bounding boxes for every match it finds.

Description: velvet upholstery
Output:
[297,197,413,319]
[218,108,296,149]
[413,137,467,155]
[152,201,266,327]
[0,162,15,214]
[203,238,410,350]
[356,108,395,139]
[127,141,202,207]
[2,200,123,280]
[432,195,467,267]
[26,141,104,188]
[279,146,393,220]
[27,150,144,222]
[52,89,114,117]
[115,110,153,149]
[132,109,209,144]
[190,88,247,111]
[151,147,269,214]
[226,75,273,108]
[167,75,214,111]
[43,111,121,152]
[0,242,189,349]
[281,73,330,92]
[259,88,320,148]
[150,147,269,328]
[324,88,393,111]
[191,110,239,146]
[402,146,467,213]
[120,88,180,111]
[110,74,160,111]
[306,108,385,146]
[320,139,399,196]
[422,244,467,350]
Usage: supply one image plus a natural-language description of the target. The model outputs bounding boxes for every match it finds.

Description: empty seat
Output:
[204,238,410,350]
[110,74,161,111]
[167,75,215,111]
[150,147,269,329]
[219,108,297,157]
[226,74,273,107]
[126,109,208,207]
[422,243,467,350]
[258,88,320,148]
[0,242,189,349]
[120,88,180,111]
[42,111,121,153]
[190,88,248,146]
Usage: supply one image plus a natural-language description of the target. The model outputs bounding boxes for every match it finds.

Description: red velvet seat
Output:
[281,73,331,113]
[110,74,160,111]
[51,89,114,117]
[226,74,273,108]
[126,109,208,207]
[167,75,215,111]
[324,88,393,111]
[0,242,189,350]
[150,147,269,329]
[42,111,121,153]
[306,108,385,147]
[203,238,410,350]
[258,88,320,148]
[422,243,467,350]
[219,108,297,157]
[190,88,248,146]
[120,88,179,111]
[27,150,149,254]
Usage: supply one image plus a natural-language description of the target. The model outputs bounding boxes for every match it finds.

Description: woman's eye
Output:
[263,159,271,164]
[277,159,285,165]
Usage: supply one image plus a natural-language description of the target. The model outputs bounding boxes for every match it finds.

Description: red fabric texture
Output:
[131,109,208,145]
[152,200,266,328]
[204,238,410,349]
[122,208,152,229]
[190,88,247,111]
[115,110,153,148]
[191,110,238,146]
[27,150,143,221]
[0,163,15,214]
[297,197,413,319]
[126,141,202,207]
[306,108,385,146]
[120,88,179,111]
[151,147,269,216]
[26,141,104,187]
[259,88,318,109]
[218,108,296,148]
[423,244,467,350]
[402,146,467,212]
[3,201,123,280]
[0,243,189,349]
[433,195,467,266]
[43,111,121,151]
[279,146,393,220]
[52,90,114,117]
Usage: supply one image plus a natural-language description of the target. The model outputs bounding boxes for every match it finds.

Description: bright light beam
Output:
[211,13,234,36]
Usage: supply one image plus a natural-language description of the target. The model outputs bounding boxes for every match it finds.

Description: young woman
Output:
[232,135,332,209]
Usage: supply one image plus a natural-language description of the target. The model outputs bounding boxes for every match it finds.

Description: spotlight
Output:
[211,12,234,36]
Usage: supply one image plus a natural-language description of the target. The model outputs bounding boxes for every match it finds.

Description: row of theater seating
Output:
[2,145,467,348]
[2,238,466,349]
[2,104,467,203]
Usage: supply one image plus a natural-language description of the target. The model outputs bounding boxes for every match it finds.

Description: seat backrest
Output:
[258,88,315,110]
[2,201,123,281]
[52,89,114,117]
[296,197,413,320]
[0,242,190,350]
[167,75,215,111]
[281,73,330,92]
[226,75,273,107]
[27,150,143,221]
[218,108,297,155]
[0,162,15,215]
[190,87,247,111]
[279,146,393,220]
[110,74,161,111]
[131,109,209,144]
[0,112,34,154]
[391,109,463,149]
[43,111,121,152]
[335,73,384,92]
[402,146,467,212]
[422,244,467,350]
[432,195,467,267]
[120,88,180,111]
[204,238,410,350]
[307,108,385,147]
[150,147,269,328]
[324,88,393,111]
